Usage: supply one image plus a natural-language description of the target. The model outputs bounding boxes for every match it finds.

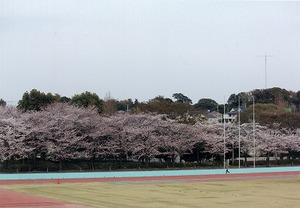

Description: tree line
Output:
[1,88,298,128]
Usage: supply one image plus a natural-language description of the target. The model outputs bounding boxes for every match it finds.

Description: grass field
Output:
[2,178,300,208]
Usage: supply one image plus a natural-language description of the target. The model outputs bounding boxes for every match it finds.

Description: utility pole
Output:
[257,53,274,89]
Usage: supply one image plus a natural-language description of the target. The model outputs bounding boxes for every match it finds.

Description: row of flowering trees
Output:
[1,103,300,171]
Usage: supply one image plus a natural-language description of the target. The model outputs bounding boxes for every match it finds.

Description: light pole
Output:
[252,96,256,168]
[238,96,241,168]
[223,96,226,169]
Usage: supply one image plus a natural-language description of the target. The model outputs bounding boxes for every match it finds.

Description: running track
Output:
[1,170,300,207]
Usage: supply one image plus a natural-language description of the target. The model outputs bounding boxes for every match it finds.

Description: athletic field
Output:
[0,168,300,207]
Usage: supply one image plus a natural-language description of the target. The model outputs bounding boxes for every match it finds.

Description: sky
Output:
[1,1,300,105]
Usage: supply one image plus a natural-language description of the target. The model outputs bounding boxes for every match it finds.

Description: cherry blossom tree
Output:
[99,114,136,168]
[158,122,200,166]
[19,103,101,170]
[281,129,300,161]
[75,115,113,169]
[124,114,164,166]
[201,124,228,163]
[0,107,29,170]
[43,103,106,170]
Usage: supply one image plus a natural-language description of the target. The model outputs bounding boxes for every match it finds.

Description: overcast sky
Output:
[1,1,300,104]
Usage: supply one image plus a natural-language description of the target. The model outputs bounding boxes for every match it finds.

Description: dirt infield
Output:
[1,171,300,207]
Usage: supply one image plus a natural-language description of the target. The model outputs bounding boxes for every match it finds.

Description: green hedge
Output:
[1,158,300,173]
